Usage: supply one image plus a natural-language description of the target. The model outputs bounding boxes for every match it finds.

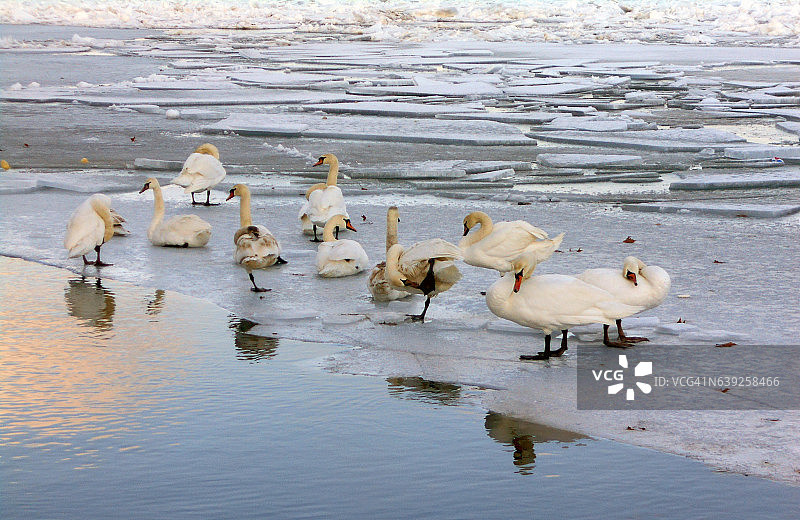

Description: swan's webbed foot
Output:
[249,273,270,293]
[191,200,203,205]
[550,345,568,357]
[620,335,649,343]
[605,324,634,348]
[309,237,322,243]
[201,202,220,206]
[93,261,113,267]
[520,351,550,361]
[405,314,425,323]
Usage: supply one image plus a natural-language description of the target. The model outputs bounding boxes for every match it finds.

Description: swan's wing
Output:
[326,240,368,263]
[401,239,462,264]
[308,186,347,220]
[474,221,551,260]
[172,153,226,191]
[520,232,564,266]
[64,199,105,256]
[109,208,130,235]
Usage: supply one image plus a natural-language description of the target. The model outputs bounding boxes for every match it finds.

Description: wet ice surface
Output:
[1,25,800,486]
[5,257,800,519]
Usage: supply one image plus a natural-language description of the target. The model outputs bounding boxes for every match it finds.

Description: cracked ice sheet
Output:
[621,202,800,218]
[669,171,800,191]
[301,101,484,118]
[537,154,643,168]
[203,112,536,146]
[2,182,800,483]
[529,128,747,152]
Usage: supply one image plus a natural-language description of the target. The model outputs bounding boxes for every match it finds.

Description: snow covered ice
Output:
[1,12,800,488]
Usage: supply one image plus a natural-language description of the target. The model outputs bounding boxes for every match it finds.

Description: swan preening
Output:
[576,256,671,344]
[487,250,647,360]
[139,178,212,247]
[316,214,368,278]
[460,211,563,273]
[64,193,116,266]
[385,238,462,322]
[368,206,411,302]
[301,153,349,241]
[171,143,227,206]
[227,183,286,292]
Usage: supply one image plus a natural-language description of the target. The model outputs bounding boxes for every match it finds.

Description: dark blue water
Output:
[1,257,798,519]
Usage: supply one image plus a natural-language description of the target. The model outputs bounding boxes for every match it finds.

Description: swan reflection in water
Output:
[386,376,462,406]
[229,318,279,363]
[484,411,586,475]
[64,276,116,331]
[145,289,167,317]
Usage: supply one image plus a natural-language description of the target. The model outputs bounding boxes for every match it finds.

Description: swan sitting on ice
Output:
[303,153,349,242]
[460,211,564,273]
[486,250,644,360]
[171,143,226,206]
[368,206,411,302]
[316,214,368,278]
[576,256,671,344]
[139,178,212,247]
[64,193,116,266]
[384,238,462,322]
[226,183,286,292]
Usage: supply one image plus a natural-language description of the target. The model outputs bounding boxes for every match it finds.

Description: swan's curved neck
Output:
[322,219,339,242]
[325,158,340,186]
[386,211,399,253]
[91,199,115,243]
[149,183,165,234]
[385,244,404,286]
[238,188,252,227]
[463,213,493,247]
[305,182,326,200]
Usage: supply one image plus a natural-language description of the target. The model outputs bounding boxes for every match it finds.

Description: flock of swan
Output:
[63,145,671,360]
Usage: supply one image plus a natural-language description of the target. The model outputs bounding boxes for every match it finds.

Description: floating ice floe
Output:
[529,128,746,152]
[669,172,800,191]
[622,202,800,218]
[203,112,536,146]
[537,153,643,168]
[301,101,483,118]
[435,111,559,124]
[134,158,184,171]
[723,146,800,160]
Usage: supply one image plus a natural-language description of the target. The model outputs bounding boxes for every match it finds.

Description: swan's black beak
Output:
[345,219,357,232]
[513,270,524,293]
[138,183,149,194]
[226,189,236,201]
[463,224,469,236]
[626,271,638,286]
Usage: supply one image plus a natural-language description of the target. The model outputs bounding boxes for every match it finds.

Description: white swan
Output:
[298,182,327,235]
[316,214,368,278]
[139,178,212,247]
[460,211,564,273]
[171,143,226,205]
[368,206,411,302]
[304,153,349,241]
[576,256,671,343]
[226,183,286,292]
[486,251,644,360]
[64,193,116,266]
[384,239,462,322]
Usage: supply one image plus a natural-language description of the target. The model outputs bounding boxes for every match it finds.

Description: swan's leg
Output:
[406,296,431,322]
[249,273,270,293]
[521,334,551,360]
[202,190,220,206]
[82,255,92,265]
[191,192,199,205]
[93,245,112,267]
[310,225,321,242]
[604,324,632,348]
[549,330,569,357]
[616,319,648,343]
[334,226,339,240]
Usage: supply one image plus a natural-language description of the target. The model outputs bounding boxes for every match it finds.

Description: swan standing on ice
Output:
[139,178,212,247]
[368,206,411,302]
[298,182,327,236]
[576,256,671,344]
[303,153,349,242]
[226,184,286,292]
[460,211,563,273]
[486,251,644,360]
[384,239,462,322]
[64,193,116,266]
[171,143,226,206]
[316,214,368,278]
